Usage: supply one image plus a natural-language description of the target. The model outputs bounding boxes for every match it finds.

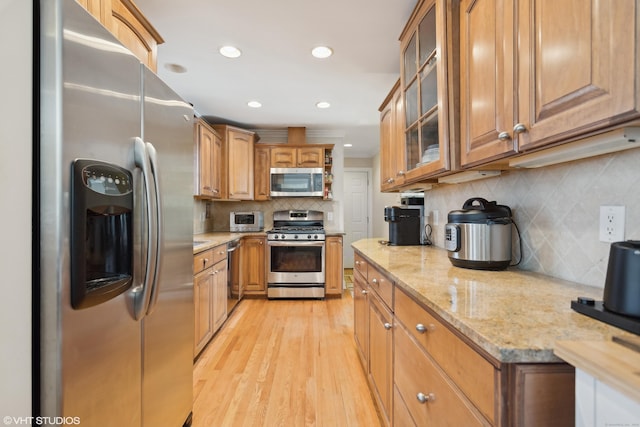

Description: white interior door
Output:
[343,170,371,268]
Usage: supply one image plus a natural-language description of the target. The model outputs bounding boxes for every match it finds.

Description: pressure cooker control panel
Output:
[444,224,460,252]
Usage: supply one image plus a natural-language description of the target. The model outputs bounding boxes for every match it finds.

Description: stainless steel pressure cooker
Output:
[444,198,513,270]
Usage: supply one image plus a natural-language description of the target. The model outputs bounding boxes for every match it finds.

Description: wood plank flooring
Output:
[193,291,382,427]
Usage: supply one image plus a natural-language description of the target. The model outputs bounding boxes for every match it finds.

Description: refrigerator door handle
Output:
[132,137,158,320]
[145,141,162,316]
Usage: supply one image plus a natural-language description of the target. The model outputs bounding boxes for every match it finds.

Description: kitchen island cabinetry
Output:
[459,0,640,166]
[324,235,343,296]
[76,0,163,72]
[353,255,369,368]
[213,125,255,200]
[193,244,228,357]
[241,236,266,295]
[194,118,223,199]
[270,146,324,168]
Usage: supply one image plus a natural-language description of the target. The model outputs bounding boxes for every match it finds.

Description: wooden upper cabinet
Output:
[380,80,406,191]
[516,0,640,152]
[77,0,163,72]
[459,0,517,167]
[213,125,255,200]
[194,119,223,199]
[270,147,323,168]
[399,0,457,182]
[108,0,164,72]
[254,146,271,201]
[460,0,640,166]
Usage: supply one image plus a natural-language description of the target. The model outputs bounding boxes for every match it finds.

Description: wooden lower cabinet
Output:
[325,236,343,296]
[353,269,369,368]
[368,291,393,426]
[354,249,576,426]
[241,236,266,295]
[395,321,488,426]
[194,244,228,357]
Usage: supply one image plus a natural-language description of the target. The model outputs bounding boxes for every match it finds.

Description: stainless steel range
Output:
[267,210,325,299]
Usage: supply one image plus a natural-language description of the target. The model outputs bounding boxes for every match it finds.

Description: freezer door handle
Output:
[145,141,162,316]
[132,137,159,320]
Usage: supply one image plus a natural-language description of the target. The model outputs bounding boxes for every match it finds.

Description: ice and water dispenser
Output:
[70,159,134,309]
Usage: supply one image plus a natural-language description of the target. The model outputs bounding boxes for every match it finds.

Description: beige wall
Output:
[1,0,32,416]
[423,148,640,288]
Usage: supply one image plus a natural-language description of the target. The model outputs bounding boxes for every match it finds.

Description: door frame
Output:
[343,167,373,268]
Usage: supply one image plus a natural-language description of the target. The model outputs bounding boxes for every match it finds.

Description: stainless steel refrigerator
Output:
[37,0,194,425]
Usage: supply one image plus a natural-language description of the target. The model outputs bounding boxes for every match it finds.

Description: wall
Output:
[422,148,640,289]
[0,0,32,416]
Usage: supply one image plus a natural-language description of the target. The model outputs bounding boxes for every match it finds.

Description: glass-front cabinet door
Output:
[400,0,455,181]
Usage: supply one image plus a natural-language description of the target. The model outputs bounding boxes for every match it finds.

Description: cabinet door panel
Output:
[194,269,213,356]
[518,0,640,150]
[353,274,368,368]
[369,293,393,425]
[227,129,254,199]
[459,0,516,166]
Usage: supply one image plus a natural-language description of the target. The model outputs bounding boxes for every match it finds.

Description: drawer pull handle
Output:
[416,392,435,404]
[416,323,427,333]
[384,322,392,330]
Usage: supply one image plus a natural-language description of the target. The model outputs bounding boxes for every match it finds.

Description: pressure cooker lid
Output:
[447,197,512,223]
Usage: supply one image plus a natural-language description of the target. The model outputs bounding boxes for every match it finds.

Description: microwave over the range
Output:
[270,168,323,197]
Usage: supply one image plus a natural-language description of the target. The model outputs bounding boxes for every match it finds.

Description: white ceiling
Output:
[135,0,418,158]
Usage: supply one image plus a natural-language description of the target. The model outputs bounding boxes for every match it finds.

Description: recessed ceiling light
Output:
[311,46,333,59]
[247,100,262,108]
[164,63,187,73]
[316,101,331,109]
[344,143,353,147]
[219,46,241,58]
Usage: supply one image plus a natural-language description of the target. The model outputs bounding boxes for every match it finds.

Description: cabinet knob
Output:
[259,241,263,245]
[498,131,511,141]
[416,323,427,333]
[361,289,368,295]
[397,170,405,176]
[416,392,435,404]
[513,123,527,134]
[386,178,394,184]
[384,322,392,330]
[355,261,360,265]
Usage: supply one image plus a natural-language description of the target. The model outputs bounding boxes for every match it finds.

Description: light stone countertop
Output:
[352,238,634,364]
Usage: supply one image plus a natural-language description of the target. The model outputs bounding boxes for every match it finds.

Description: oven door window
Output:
[270,245,323,273]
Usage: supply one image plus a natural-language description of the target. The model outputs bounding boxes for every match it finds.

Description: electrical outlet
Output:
[599,205,625,242]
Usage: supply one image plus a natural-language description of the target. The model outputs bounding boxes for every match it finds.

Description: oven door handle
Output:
[267,240,325,247]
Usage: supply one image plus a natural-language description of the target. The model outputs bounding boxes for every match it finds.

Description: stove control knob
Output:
[294,234,299,239]
[273,235,278,239]
[307,234,312,239]
[280,234,286,240]
[313,235,318,240]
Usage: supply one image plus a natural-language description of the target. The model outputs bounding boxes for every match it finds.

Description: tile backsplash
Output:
[425,148,640,289]
[194,198,340,234]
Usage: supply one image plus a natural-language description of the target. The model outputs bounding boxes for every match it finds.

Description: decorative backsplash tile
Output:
[424,148,640,289]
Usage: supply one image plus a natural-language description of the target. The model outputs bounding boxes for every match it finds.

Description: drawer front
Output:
[211,244,228,265]
[394,324,488,427]
[368,266,393,309]
[194,249,214,274]
[354,252,368,279]
[395,287,496,423]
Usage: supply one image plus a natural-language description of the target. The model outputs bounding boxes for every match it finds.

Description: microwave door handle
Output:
[132,137,157,320]
[145,141,162,316]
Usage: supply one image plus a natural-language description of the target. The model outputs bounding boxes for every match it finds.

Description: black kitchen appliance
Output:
[444,198,513,270]
[384,206,422,246]
[572,240,640,335]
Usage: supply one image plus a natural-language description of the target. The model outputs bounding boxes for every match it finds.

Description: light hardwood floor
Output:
[193,291,382,427]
